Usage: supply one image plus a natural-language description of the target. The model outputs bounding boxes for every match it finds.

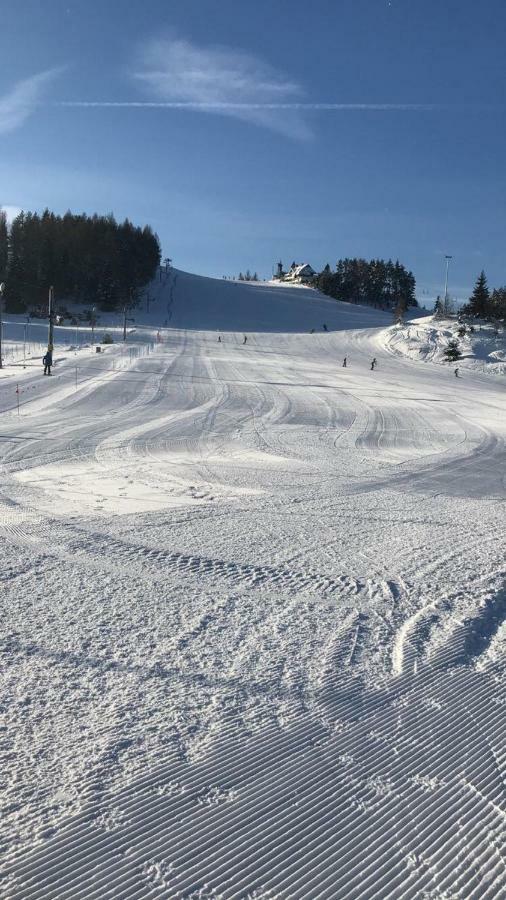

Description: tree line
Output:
[316,258,417,314]
[0,209,161,314]
[238,270,259,281]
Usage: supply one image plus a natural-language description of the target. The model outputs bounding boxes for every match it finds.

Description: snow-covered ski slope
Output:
[151,268,389,332]
[1,269,505,899]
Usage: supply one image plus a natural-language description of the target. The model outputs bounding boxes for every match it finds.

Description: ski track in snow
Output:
[0,270,505,899]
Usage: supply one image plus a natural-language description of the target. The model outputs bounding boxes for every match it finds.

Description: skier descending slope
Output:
[455,367,460,377]
[343,357,347,368]
[370,357,377,370]
[243,335,247,345]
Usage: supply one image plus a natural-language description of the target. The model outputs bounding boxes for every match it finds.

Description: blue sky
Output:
[0,0,505,303]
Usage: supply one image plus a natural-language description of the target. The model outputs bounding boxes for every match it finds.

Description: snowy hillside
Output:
[383,314,506,376]
[0,267,389,370]
[1,269,505,899]
[150,267,391,333]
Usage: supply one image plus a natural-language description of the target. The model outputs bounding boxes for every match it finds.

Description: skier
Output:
[323,323,328,332]
[243,335,247,345]
[342,357,347,368]
[218,335,221,343]
[454,367,459,378]
[42,350,53,376]
[370,357,377,371]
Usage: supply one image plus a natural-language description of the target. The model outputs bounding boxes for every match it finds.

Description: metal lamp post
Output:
[0,282,5,369]
[443,255,452,313]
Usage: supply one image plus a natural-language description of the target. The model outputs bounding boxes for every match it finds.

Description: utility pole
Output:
[443,255,452,314]
[123,305,134,341]
[47,286,55,353]
[91,306,96,346]
[0,282,5,369]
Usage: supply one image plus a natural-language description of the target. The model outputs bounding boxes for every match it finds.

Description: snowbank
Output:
[380,315,506,375]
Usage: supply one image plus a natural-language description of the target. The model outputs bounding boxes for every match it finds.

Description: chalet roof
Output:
[290,263,315,276]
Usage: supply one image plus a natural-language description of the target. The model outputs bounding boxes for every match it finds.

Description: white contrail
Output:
[54,100,447,110]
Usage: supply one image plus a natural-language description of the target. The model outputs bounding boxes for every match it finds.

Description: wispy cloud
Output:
[0,69,62,134]
[131,36,312,140]
[48,36,501,132]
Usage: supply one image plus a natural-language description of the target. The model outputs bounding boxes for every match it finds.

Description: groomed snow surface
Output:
[1,269,505,899]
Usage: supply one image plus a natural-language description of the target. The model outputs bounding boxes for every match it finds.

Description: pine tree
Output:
[443,339,462,362]
[433,296,444,317]
[489,287,506,321]
[467,270,490,318]
[0,211,8,281]
[6,213,27,311]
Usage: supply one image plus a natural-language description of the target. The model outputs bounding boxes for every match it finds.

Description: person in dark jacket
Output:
[370,357,377,370]
[342,357,347,367]
[43,351,53,375]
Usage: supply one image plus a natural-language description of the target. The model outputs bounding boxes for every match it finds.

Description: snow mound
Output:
[380,316,506,375]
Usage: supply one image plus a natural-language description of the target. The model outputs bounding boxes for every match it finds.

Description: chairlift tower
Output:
[47,285,55,353]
